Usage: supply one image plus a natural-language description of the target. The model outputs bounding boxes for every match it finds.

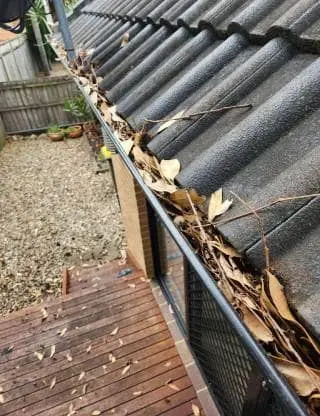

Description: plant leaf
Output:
[208,189,233,221]
[272,356,320,396]
[86,345,92,353]
[120,139,134,155]
[241,306,273,343]
[0,393,4,404]
[58,327,67,337]
[66,352,73,362]
[82,384,88,394]
[122,365,131,375]
[160,159,180,182]
[34,351,44,361]
[170,189,205,209]
[219,255,251,287]
[168,383,180,391]
[156,110,185,134]
[78,371,85,381]
[133,391,142,396]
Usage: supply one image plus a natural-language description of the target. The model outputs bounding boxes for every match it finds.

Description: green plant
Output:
[47,125,63,134]
[64,96,94,122]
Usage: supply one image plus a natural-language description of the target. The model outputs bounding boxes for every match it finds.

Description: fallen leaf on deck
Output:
[71,389,77,395]
[128,283,136,289]
[66,352,73,362]
[192,403,201,416]
[119,339,124,347]
[82,384,88,394]
[86,345,92,353]
[272,357,320,396]
[34,351,44,361]
[111,327,119,336]
[241,306,273,343]
[109,353,116,363]
[79,371,85,381]
[156,110,185,134]
[120,32,129,47]
[122,365,131,375]
[67,403,76,416]
[49,377,56,390]
[164,362,171,367]
[81,306,87,310]
[49,345,56,359]
[41,307,48,321]
[160,159,180,182]
[168,383,180,391]
[0,393,4,404]
[133,391,142,396]
[58,327,67,337]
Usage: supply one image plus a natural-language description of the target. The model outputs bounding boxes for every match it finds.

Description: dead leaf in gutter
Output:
[272,356,320,396]
[156,110,185,134]
[120,32,129,47]
[160,159,180,183]
[90,91,98,106]
[100,101,112,125]
[267,271,295,321]
[208,188,232,221]
[144,177,177,194]
[109,106,123,123]
[211,241,241,258]
[49,376,56,390]
[83,84,91,96]
[120,139,134,155]
[170,189,205,209]
[241,306,273,343]
[219,255,251,288]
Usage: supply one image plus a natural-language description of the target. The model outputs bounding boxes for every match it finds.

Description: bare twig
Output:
[230,191,270,272]
[214,193,320,227]
[144,104,253,124]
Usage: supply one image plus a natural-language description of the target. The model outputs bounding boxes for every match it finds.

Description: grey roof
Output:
[66,0,320,336]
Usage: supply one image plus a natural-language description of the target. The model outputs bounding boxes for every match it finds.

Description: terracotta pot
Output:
[67,125,82,139]
[48,132,64,142]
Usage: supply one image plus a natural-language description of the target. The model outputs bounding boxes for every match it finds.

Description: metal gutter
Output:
[55,47,308,416]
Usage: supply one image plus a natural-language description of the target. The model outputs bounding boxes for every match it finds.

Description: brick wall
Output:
[112,155,154,279]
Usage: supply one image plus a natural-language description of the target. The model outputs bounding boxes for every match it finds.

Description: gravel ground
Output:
[0,135,125,315]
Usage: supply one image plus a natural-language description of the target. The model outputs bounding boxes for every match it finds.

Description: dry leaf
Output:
[90,91,98,106]
[120,139,134,155]
[160,159,180,182]
[192,403,201,416]
[164,362,171,368]
[82,384,88,394]
[100,101,112,125]
[134,132,142,145]
[66,352,73,362]
[242,306,273,343]
[49,345,56,359]
[156,110,185,134]
[67,403,76,416]
[128,283,136,289]
[272,357,320,396]
[92,411,101,416]
[144,178,177,194]
[170,189,205,209]
[78,371,85,381]
[168,383,180,391]
[267,271,295,321]
[59,327,67,337]
[208,189,233,221]
[122,365,131,375]
[49,377,56,390]
[111,327,119,336]
[120,32,129,47]
[219,255,251,287]
[132,145,152,166]
[83,84,91,96]
[109,353,116,363]
[86,345,92,353]
[41,307,48,321]
[109,105,123,123]
[78,76,88,86]
[211,241,241,258]
[34,351,44,361]
[169,304,174,314]
[133,391,142,396]
[0,393,4,404]
[119,339,124,347]
[71,389,77,395]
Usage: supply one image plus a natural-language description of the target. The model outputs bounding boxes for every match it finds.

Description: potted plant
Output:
[64,96,94,137]
[65,125,82,139]
[47,125,64,141]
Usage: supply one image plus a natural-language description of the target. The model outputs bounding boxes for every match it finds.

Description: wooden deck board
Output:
[0,261,204,416]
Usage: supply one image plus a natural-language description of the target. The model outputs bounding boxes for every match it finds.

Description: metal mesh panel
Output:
[187,265,254,415]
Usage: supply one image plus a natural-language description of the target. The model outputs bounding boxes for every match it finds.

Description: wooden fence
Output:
[0,75,80,133]
[0,34,39,82]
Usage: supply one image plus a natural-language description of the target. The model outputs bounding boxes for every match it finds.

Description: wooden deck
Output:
[0,261,203,416]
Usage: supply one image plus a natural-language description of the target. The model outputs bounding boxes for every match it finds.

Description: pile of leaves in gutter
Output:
[66,49,320,413]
